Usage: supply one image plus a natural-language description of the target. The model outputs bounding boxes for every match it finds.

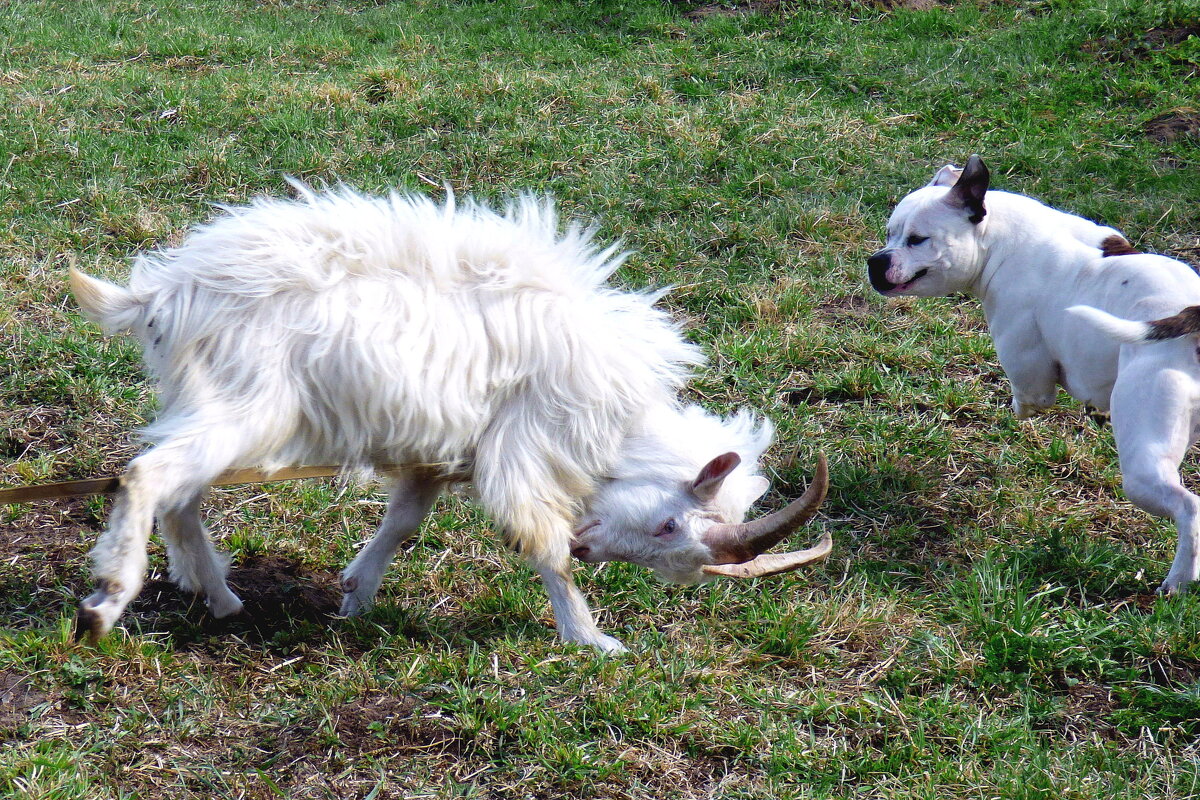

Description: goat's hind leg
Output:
[159,494,244,619]
[78,437,238,642]
[340,474,443,616]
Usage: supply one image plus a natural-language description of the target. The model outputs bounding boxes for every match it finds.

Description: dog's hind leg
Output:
[1111,369,1200,594]
[159,493,244,619]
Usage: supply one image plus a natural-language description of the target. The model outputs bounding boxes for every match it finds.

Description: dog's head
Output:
[867,155,991,297]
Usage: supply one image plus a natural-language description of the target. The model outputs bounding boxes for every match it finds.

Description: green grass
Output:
[2,0,1200,797]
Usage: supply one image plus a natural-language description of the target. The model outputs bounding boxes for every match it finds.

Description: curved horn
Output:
[700,453,828,565]
[701,531,832,578]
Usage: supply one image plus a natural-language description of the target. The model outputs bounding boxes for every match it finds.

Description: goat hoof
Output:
[73,605,106,644]
[206,590,244,619]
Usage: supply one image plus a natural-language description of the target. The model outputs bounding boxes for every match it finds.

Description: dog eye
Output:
[906,235,929,247]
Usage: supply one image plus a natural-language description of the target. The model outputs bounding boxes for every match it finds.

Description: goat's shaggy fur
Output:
[71,186,779,651]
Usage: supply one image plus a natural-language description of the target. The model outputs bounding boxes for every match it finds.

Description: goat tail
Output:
[1067,304,1200,344]
[69,268,142,335]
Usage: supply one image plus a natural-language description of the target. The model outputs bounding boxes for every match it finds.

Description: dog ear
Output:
[946,154,989,223]
[928,164,962,187]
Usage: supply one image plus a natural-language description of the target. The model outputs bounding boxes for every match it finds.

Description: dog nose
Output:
[867,250,896,293]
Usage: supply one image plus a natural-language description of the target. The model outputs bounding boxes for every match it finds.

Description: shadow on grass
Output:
[116,555,550,655]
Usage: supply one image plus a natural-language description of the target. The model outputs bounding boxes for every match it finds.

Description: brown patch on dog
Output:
[1100,235,1140,257]
[1147,306,1200,340]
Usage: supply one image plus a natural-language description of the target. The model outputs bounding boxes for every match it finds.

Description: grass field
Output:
[2,0,1199,797]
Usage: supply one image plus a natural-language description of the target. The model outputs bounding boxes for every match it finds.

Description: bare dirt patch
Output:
[1086,24,1200,66]
[813,293,873,321]
[130,555,343,643]
[874,0,939,9]
[674,0,937,15]
[0,670,49,735]
[674,0,779,19]
[0,498,97,625]
[0,406,72,460]
[1144,25,1200,51]
[1144,109,1200,143]
[1059,682,1120,741]
[329,694,461,754]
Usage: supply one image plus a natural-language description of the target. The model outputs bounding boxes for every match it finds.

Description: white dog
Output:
[868,155,1200,594]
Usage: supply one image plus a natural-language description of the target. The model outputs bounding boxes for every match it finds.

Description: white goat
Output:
[69,186,829,652]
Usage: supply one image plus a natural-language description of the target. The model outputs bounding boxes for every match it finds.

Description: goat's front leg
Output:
[340,474,443,616]
[531,551,627,654]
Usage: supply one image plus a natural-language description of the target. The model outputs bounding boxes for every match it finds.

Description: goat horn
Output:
[701,531,832,578]
[699,453,828,566]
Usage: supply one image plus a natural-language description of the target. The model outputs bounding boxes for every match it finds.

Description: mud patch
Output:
[0,671,49,734]
[675,0,937,17]
[0,406,71,460]
[673,0,779,19]
[0,498,98,625]
[782,384,863,405]
[1144,25,1200,51]
[1060,682,1120,741]
[1086,24,1200,64]
[1145,654,1200,688]
[277,693,463,757]
[1144,110,1200,143]
[814,293,873,321]
[331,694,461,753]
[227,555,342,623]
[873,0,939,9]
[130,555,342,643]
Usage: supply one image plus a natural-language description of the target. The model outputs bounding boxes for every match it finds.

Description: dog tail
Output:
[1067,304,1200,343]
[69,268,143,335]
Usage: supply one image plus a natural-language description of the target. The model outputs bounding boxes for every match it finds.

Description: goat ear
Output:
[928,164,963,187]
[945,154,989,223]
[692,452,741,503]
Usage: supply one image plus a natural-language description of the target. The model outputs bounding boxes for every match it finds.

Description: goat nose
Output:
[571,544,591,560]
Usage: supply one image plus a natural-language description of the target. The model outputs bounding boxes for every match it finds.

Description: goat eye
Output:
[906,235,929,247]
[660,518,677,535]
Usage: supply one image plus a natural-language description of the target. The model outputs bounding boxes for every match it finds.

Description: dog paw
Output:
[1157,577,1196,596]
[560,629,628,654]
[339,591,373,617]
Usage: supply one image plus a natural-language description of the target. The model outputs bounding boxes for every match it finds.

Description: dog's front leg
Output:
[993,334,1059,419]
